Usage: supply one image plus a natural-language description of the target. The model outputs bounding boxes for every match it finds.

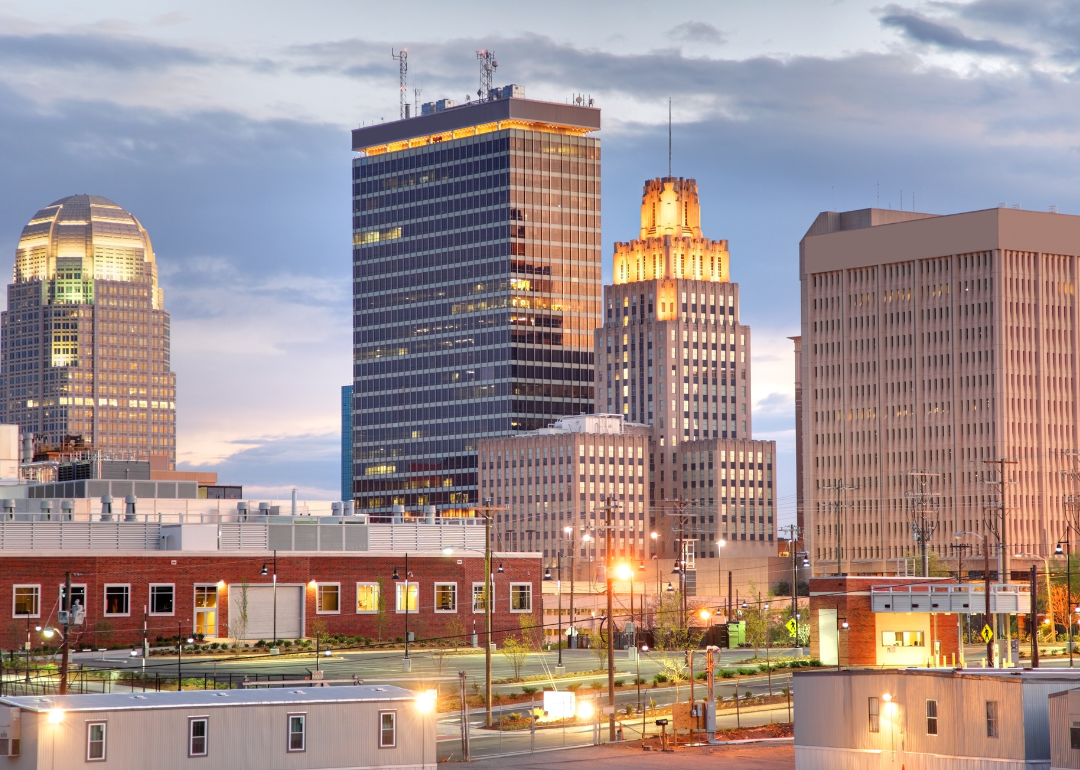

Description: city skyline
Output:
[1,1,1078,505]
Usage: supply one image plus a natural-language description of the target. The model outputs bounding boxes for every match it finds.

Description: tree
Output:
[653,589,702,652]
[518,612,542,650]
[743,605,769,655]
[499,636,529,679]
[375,577,388,641]
[587,627,607,669]
[232,579,250,642]
[653,650,689,702]
[310,619,329,647]
[445,617,467,649]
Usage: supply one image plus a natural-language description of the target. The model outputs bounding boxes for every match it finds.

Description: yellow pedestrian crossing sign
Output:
[786,618,798,637]
[980,624,994,643]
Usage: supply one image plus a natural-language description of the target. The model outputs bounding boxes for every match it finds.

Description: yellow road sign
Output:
[980,624,994,643]
[786,618,798,636]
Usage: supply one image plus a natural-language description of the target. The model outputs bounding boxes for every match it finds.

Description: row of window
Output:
[83,710,398,761]
[867,697,998,738]
[10,581,533,618]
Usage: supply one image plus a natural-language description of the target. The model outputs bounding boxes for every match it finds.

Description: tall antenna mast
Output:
[476,50,497,101]
[668,98,672,178]
[391,48,408,119]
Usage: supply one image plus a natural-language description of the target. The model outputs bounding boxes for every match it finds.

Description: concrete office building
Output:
[350,88,601,515]
[800,207,1080,577]
[598,177,777,563]
[341,384,353,502]
[479,413,650,559]
[2,196,176,466]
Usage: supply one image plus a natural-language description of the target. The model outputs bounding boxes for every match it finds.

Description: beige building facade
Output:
[479,414,650,562]
[801,206,1080,577]
[2,195,177,466]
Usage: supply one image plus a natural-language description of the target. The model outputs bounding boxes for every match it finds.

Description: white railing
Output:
[871,583,1031,614]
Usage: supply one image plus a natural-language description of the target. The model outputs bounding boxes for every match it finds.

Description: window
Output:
[435,583,457,612]
[189,717,208,757]
[86,722,106,761]
[288,714,306,752]
[868,697,880,733]
[316,584,340,614]
[472,583,487,613]
[881,630,925,647]
[395,583,417,613]
[150,584,174,615]
[926,700,938,736]
[356,583,380,613]
[379,711,396,748]
[1071,722,1080,750]
[66,584,86,618]
[986,701,998,738]
[104,585,130,617]
[12,585,39,618]
[510,583,532,613]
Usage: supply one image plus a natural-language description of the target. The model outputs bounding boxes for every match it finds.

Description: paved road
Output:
[456,739,794,769]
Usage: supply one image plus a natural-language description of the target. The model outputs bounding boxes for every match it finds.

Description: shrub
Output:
[719,670,735,679]
[256,640,267,647]
[509,712,522,721]
[588,681,602,691]
[614,679,625,688]
[624,704,635,716]
[567,682,582,692]
[648,698,657,709]
[635,677,647,685]
[521,685,538,695]
[695,671,707,680]
[653,673,669,684]
[808,658,822,667]
[736,667,756,676]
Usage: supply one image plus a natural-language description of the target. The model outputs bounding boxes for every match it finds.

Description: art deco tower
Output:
[1,195,177,465]
[595,177,777,566]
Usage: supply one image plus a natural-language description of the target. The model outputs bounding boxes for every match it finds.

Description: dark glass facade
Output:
[352,123,601,514]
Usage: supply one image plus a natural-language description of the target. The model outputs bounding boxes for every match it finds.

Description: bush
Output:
[588,681,602,691]
[695,671,707,680]
[808,658,822,667]
[758,663,771,672]
[736,667,756,676]
[521,685,538,695]
[719,669,735,679]
[624,704,635,716]
[653,673,669,684]
[614,679,625,688]
[634,677,647,685]
[566,683,582,692]
[509,712,522,721]
[648,698,657,709]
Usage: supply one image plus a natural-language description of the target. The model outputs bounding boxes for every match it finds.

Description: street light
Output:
[392,554,413,664]
[564,525,576,652]
[543,559,565,670]
[259,551,278,654]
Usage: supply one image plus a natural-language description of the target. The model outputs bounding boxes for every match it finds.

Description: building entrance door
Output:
[195,586,218,638]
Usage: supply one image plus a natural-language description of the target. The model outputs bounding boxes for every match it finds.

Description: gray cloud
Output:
[666,21,726,45]
[0,32,214,71]
[879,7,1030,57]
[949,0,1080,63]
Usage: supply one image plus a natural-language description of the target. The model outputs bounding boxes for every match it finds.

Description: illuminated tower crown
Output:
[612,177,729,285]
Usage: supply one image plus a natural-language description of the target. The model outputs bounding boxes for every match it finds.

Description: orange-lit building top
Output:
[613,177,729,287]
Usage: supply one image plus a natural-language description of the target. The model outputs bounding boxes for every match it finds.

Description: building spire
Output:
[668,97,672,178]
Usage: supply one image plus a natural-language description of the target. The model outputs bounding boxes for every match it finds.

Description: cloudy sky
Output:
[1,0,1078,516]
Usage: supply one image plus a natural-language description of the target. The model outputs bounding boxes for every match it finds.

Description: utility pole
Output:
[906,472,941,577]
[781,524,802,645]
[476,498,507,728]
[1030,565,1040,667]
[983,459,1017,656]
[592,495,620,743]
[827,481,857,576]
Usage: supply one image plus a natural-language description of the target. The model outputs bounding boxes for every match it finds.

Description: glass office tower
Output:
[340,384,353,501]
[351,92,601,515]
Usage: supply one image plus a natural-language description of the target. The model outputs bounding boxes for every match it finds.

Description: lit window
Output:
[881,630,924,647]
[510,583,532,613]
[435,583,457,613]
[288,714,306,752]
[356,583,380,614]
[395,583,417,613]
[472,583,487,613]
[316,584,340,614]
[13,585,40,618]
[379,711,396,748]
[189,717,208,757]
[86,722,106,761]
[868,697,879,733]
[104,585,130,617]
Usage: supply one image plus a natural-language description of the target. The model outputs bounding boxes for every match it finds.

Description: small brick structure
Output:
[0,552,541,650]
[809,576,960,667]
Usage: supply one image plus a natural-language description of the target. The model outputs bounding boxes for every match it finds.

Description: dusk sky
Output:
[1,0,1078,522]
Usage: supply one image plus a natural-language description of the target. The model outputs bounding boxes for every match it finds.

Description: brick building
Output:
[0,514,540,650]
[809,576,961,667]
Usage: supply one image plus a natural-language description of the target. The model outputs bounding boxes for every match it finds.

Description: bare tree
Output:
[499,637,529,679]
[232,580,249,642]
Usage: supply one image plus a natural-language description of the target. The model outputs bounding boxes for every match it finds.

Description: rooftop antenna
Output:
[476,50,497,101]
[668,98,672,178]
[391,48,408,119]
[414,85,422,116]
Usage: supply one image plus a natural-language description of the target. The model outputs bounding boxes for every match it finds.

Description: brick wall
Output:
[0,553,541,650]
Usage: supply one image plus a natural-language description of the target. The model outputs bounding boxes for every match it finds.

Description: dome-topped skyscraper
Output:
[2,195,176,465]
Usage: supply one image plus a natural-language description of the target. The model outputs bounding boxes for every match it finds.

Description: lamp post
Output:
[543,555,565,672]
[836,614,849,671]
[392,554,412,663]
[564,526,576,651]
[1056,538,1075,667]
[956,531,993,667]
[638,560,646,629]
[259,551,278,654]
[1016,551,1053,664]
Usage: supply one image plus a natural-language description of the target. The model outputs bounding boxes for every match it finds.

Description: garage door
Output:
[233,585,304,640]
